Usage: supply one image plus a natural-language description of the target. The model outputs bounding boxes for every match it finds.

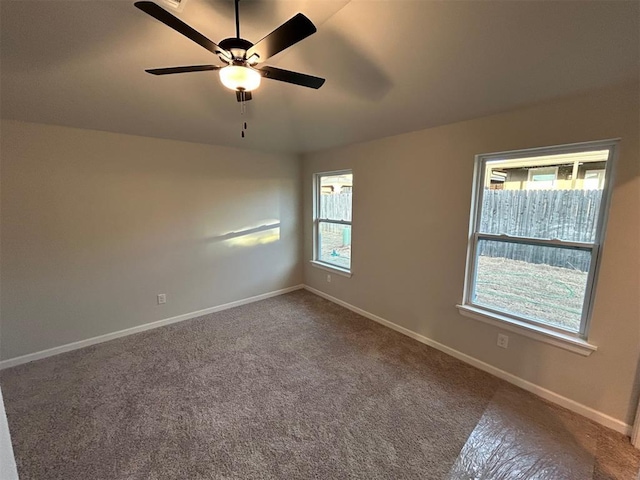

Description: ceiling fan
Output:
[134,0,325,102]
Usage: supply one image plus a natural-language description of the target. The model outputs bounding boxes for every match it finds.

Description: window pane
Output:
[584,169,605,190]
[527,167,557,190]
[473,239,592,332]
[318,223,351,269]
[480,150,608,242]
[320,173,353,221]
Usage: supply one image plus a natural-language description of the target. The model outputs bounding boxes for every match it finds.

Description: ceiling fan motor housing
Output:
[219,37,254,63]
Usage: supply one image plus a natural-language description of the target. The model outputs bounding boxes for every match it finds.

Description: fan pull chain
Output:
[239,92,248,138]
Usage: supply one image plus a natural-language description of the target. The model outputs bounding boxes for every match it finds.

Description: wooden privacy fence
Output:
[321,193,352,221]
[478,189,603,272]
[320,193,352,234]
[319,190,602,271]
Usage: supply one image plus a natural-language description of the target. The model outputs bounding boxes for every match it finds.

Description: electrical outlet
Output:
[157,293,167,305]
[327,274,332,283]
[497,333,509,349]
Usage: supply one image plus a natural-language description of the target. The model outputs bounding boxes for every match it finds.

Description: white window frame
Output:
[458,139,619,356]
[311,169,353,277]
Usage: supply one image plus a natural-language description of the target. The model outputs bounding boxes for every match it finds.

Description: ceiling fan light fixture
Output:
[219,65,261,92]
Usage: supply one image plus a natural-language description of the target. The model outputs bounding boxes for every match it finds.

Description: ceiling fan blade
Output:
[258,66,325,89]
[246,13,316,62]
[236,91,253,102]
[134,2,231,60]
[146,65,222,75]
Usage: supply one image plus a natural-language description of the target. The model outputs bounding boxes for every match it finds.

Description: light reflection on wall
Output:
[213,220,281,247]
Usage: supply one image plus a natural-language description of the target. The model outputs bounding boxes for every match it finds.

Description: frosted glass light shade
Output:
[219,66,261,92]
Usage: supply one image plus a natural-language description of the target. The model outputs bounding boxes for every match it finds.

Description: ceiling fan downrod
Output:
[235,0,240,39]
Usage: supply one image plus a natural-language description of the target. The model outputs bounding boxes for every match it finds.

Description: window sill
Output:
[456,304,597,356]
[310,260,352,278]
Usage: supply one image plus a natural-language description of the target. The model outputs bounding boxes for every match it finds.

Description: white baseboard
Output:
[0,285,304,370]
[303,285,632,437]
[1,282,631,436]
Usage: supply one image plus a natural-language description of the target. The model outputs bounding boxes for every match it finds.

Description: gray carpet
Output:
[1,290,504,479]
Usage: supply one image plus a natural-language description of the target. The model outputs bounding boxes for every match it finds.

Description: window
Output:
[584,169,606,190]
[313,170,353,274]
[460,140,617,349]
[527,166,558,190]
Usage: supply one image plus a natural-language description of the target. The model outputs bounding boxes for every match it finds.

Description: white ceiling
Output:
[1,0,638,154]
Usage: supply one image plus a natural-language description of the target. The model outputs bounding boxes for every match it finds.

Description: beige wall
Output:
[303,82,640,425]
[1,83,638,426]
[0,120,302,360]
